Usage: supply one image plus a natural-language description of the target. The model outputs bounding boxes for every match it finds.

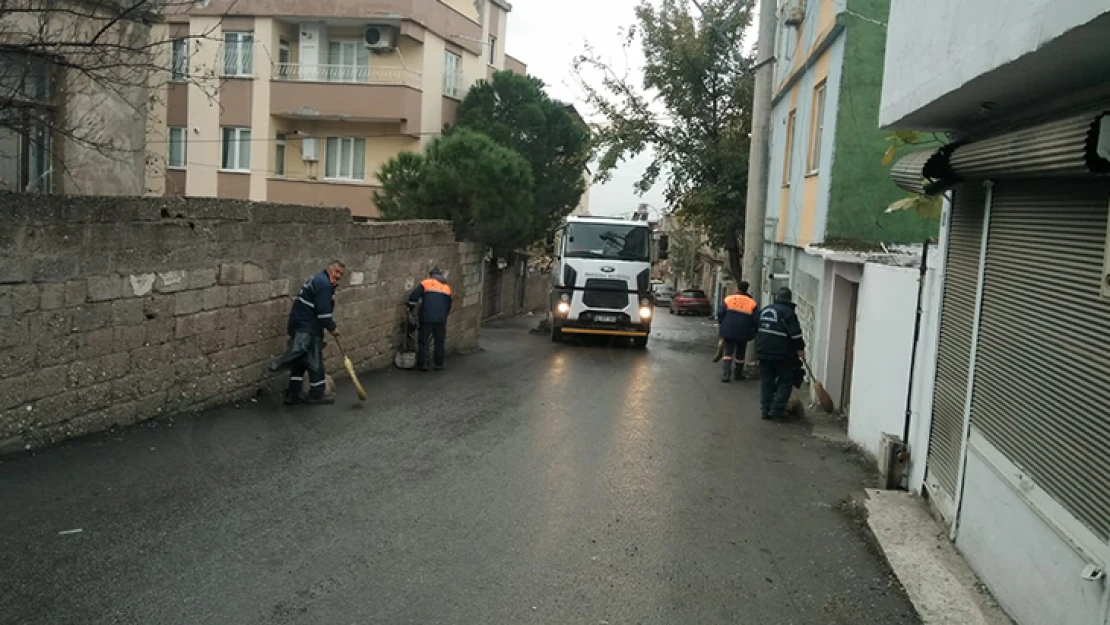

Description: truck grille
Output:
[583,279,630,309]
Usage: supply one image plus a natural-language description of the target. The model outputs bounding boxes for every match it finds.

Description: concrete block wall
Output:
[0,193,483,453]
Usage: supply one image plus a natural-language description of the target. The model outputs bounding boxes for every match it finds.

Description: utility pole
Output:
[742,0,777,296]
[742,0,777,365]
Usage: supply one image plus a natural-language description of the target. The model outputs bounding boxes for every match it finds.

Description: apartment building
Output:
[761,0,936,412]
[1,1,155,196]
[147,0,524,219]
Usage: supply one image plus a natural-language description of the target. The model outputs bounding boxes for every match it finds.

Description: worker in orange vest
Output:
[717,281,759,382]
[407,267,454,371]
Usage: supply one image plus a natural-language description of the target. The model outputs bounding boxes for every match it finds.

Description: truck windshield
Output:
[564,223,651,262]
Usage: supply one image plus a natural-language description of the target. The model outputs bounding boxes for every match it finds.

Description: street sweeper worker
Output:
[269,261,345,405]
[408,267,453,372]
[716,281,758,383]
[756,287,806,420]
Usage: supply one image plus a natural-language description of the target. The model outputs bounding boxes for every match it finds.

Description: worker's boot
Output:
[734,362,746,381]
[283,389,304,405]
[306,392,336,405]
[721,361,732,383]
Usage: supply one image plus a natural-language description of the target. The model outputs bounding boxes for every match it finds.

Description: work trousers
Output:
[418,322,447,368]
[721,339,747,377]
[759,359,796,417]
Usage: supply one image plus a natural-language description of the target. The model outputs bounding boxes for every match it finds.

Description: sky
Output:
[504,0,668,219]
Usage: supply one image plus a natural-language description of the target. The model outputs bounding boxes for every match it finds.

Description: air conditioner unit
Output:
[302,137,318,162]
[784,1,805,26]
[364,25,397,50]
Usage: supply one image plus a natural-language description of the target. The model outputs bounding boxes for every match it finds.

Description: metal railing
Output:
[273,63,422,89]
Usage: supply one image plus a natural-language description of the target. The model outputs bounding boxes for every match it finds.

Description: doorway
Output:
[841,281,860,413]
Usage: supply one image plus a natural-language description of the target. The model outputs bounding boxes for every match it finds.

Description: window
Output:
[782,109,796,186]
[488,35,497,65]
[222,31,253,77]
[276,39,290,78]
[807,81,826,173]
[168,127,187,168]
[564,222,651,262]
[324,137,365,180]
[443,50,462,98]
[0,51,54,192]
[326,41,369,83]
[171,38,188,81]
[274,133,286,176]
[221,127,251,171]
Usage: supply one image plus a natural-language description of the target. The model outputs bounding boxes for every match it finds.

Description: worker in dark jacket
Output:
[756,287,806,420]
[717,281,758,383]
[408,267,453,372]
[269,261,345,405]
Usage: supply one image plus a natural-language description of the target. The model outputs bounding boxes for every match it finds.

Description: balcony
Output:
[270,63,423,135]
[274,63,422,89]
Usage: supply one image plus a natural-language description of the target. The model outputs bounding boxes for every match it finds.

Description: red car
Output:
[670,289,712,316]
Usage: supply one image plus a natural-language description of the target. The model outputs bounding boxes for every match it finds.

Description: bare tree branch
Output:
[0,0,232,193]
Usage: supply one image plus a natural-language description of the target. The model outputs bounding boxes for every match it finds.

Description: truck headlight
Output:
[639,306,653,319]
[557,301,570,314]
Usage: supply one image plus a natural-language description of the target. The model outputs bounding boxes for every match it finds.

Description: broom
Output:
[802,357,835,413]
[332,336,368,401]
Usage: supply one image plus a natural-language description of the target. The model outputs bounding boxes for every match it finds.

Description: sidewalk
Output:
[864,489,1014,625]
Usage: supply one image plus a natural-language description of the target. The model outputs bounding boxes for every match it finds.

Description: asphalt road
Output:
[0,312,919,625]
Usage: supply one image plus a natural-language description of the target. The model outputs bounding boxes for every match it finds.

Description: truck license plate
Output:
[595,315,617,324]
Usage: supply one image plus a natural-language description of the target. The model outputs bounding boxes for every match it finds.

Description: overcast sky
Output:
[504,0,668,219]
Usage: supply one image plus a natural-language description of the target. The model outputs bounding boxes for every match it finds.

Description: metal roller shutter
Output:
[928,184,986,502]
[971,179,1110,540]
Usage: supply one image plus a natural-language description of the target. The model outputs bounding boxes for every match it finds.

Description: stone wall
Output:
[0,193,484,453]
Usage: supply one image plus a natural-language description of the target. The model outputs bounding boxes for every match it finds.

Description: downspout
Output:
[899,236,933,462]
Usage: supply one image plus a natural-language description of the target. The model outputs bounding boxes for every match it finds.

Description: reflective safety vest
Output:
[421,278,453,297]
[724,293,757,314]
[718,293,758,341]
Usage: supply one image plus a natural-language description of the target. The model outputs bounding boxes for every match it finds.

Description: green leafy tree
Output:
[574,0,754,281]
[375,129,535,254]
[454,70,591,240]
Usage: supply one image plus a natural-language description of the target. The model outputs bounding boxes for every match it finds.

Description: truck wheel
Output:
[633,335,648,349]
[551,325,563,343]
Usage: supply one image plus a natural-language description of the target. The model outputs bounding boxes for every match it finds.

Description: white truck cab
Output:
[548,216,663,348]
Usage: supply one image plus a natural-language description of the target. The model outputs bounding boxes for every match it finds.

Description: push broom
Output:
[802,357,835,413]
[332,336,368,401]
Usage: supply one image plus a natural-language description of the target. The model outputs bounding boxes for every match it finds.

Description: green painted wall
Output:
[825,0,938,244]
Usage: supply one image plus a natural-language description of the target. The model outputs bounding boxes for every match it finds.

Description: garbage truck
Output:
[547,215,666,348]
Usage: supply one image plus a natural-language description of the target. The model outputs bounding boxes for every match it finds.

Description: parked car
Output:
[652,284,676,306]
[670,289,712,316]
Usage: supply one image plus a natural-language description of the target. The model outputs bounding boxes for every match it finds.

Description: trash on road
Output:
[58,529,83,535]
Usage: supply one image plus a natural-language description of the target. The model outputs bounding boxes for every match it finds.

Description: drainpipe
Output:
[900,237,934,463]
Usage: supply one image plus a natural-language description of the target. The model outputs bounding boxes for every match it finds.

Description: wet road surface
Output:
[0,312,919,625]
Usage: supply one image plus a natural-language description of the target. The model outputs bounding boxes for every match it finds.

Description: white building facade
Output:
[881,3,1110,624]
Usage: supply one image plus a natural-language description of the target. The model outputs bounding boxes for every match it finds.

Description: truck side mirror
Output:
[545,230,556,255]
[657,234,669,260]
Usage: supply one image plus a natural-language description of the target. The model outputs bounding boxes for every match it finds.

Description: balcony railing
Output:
[273,63,422,89]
